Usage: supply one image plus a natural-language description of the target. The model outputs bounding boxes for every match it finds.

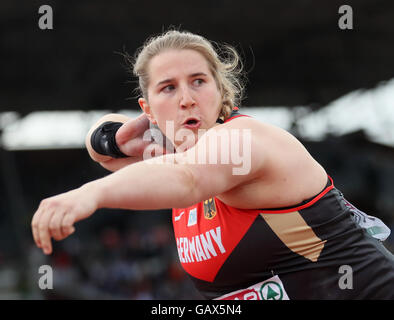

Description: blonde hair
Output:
[124,30,245,120]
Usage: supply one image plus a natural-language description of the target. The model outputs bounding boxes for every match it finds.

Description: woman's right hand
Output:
[115,113,164,159]
[86,113,167,172]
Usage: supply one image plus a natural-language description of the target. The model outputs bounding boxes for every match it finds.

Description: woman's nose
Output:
[179,87,196,109]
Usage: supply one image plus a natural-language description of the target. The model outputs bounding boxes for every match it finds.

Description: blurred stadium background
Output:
[0,0,393,299]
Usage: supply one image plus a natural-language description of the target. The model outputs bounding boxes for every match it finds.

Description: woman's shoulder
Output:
[219,114,299,145]
[215,114,328,208]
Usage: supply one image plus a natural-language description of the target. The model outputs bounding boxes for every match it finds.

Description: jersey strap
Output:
[216,107,250,124]
[258,176,334,214]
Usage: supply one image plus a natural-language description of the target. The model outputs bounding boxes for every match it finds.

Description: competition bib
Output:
[215,275,290,300]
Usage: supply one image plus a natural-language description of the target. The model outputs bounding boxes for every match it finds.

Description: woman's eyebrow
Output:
[155,72,208,87]
[156,78,174,88]
[190,72,208,78]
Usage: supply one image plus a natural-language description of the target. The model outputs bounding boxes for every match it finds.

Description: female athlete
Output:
[31,30,394,299]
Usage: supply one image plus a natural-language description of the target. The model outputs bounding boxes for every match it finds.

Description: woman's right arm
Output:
[85,113,155,172]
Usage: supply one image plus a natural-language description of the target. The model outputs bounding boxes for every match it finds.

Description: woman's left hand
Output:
[31,184,98,255]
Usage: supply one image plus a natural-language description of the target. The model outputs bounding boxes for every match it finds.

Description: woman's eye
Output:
[193,79,204,86]
[162,85,175,93]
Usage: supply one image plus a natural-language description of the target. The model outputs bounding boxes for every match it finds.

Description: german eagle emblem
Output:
[203,198,217,219]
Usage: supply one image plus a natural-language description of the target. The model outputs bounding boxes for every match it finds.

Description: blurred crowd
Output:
[0,220,204,300]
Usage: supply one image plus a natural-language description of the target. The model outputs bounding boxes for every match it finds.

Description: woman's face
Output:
[139,49,222,148]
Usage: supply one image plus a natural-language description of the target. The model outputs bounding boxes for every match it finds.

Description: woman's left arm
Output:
[31,117,266,255]
[93,117,266,209]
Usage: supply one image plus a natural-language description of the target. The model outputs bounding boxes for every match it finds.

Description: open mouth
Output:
[182,117,201,128]
[185,119,198,125]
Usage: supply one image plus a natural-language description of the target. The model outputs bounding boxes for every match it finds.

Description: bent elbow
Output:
[176,165,203,207]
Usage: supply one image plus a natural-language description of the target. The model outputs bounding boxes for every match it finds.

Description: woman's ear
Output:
[138,98,157,124]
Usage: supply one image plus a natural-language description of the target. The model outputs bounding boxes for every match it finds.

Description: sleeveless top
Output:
[172,110,394,300]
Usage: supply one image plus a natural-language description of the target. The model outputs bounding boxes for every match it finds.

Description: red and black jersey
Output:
[172,110,394,300]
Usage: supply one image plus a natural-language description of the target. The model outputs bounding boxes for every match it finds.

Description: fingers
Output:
[115,113,169,159]
[118,136,153,158]
[60,212,76,238]
[31,186,97,255]
[31,205,44,249]
[116,113,149,145]
[36,203,55,255]
[31,199,77,255]
[48,210,67,241]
